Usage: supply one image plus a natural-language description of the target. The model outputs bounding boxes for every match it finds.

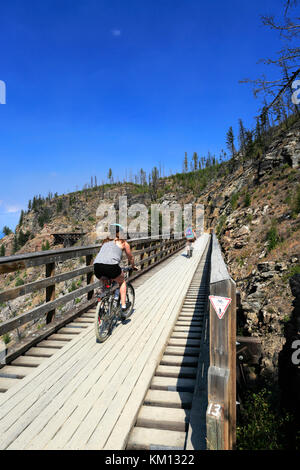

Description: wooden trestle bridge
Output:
[0,232,236,450]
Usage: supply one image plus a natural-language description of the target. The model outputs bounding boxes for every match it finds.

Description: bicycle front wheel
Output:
[94,296,112,343]
[121,283,135,320]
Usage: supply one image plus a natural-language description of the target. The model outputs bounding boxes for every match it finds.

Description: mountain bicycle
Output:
[94,266,136,343]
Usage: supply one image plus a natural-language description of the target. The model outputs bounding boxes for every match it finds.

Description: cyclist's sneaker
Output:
[121,301,131,313]
[114,288,120,300]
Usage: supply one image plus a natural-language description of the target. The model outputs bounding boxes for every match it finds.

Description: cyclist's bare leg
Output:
[186,241,191,256]
[113,272,126,306]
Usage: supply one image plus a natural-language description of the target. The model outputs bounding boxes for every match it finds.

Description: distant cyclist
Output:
[185,226,197,258]
[94,224,136,313]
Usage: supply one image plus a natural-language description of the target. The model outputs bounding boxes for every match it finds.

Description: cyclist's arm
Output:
[124,241,136,268]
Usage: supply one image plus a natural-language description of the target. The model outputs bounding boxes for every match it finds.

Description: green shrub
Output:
[68,280,77,293]
[2,333,11,345]
[230,192,239,210]
[216,214,227,236]
[237,388,291,450]
[266,223,280,252]
[42,240,50,251]
[283,264,300,282]
[56,199,63,213]
[292,184,300,216]
[289,264,300,276]
[244,192,251,207]
[15,278,25,287]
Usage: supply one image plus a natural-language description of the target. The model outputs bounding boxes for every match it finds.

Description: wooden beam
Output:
[0,266,93,303]
[86,255,94,301]
[206,233,236,450]
[0,281,100,336]
[46,262,56,324]
[0,298,96,366]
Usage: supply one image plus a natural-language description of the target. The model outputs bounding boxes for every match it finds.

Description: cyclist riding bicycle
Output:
[185,226,197,257]
[94,223,136,314]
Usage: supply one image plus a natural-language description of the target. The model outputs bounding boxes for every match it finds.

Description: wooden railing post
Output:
[140,243,145,271]
[45,262,55,324]
[86,254,94,300]
[206,233,236,450]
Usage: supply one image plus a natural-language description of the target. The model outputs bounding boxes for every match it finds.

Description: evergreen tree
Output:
[149,166,159,201]
[238,119,246,154]
[108,168,113,184]
[19,210,24,226]
[0,245,5,257]
[192,152,198,171]
[18,229,31,247]
[206,151,212,167]
[245,130,254,158]
[140,168,147,186]
[226,127,236,157]
[13,235,19,254]
[255,117,262,143]
[183,152,188,173]
[3,226,12,236]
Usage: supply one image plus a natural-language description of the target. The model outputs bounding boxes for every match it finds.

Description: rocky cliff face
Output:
[204,119,300,383]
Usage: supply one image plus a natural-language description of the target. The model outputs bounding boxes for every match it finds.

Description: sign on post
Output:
[209,295,232,320]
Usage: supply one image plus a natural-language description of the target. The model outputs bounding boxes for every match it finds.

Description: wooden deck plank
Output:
[137,406,190,432]
[156,365,197,378]
[144,390,193,408]
[11,356,45,367]
[0,378,22,392]
[127,427,186,450]
[0,366,35,378]
[151,376,196,392]
[24,347,59,357]
[37,341,68,349]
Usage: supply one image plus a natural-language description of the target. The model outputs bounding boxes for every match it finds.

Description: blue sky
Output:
[0,0,287,231]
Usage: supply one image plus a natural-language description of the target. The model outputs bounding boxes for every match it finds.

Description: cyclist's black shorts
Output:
[94,263,122,280]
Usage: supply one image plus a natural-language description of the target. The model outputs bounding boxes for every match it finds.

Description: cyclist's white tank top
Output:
[94,241,122,265]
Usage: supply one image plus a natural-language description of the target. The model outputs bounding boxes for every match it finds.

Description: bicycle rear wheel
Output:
[121,283,135,320]
[94,296,112,342]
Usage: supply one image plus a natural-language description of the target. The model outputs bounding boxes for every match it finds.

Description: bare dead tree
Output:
[240,0,300,116]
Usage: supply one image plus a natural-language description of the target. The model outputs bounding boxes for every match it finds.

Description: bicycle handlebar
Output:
[122,266,138,272]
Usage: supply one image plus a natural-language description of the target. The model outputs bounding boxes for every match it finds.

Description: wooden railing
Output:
[206,233,236,450]
[0,235,185,361]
